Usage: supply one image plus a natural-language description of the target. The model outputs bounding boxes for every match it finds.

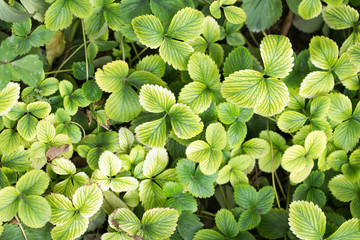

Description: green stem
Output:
[286,180,291,210]
[267,119,281,208]
[262,30,267,37]
[55,43,85,77]
[197,215,214,220]
[200,210,216,217]
[120,34,126,61]
[45,69,72,75]
[81,20,89,81]
[249,31,259,46]
[66,121,86,139]
[131,42,141,62]
[219,185,230,209]
[275,171,286,202]
[130,47,149,63]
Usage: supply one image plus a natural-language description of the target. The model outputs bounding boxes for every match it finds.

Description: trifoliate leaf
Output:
[16,169,49,195]
[309,36,338,70]
[289,201,326,240]
[159,38,193,70]
[72,184,103,218]
[0,187,19,222]
[221,70,289,116]
[242,0,282,32]
[322,5,359,30]
[167,7,204,41]
[176,159,217,198]
[169,103,204,139]
[223,46,253,77]
[298,0,322,20]
[132,15,164,49]
[278,111,307,133]
[18,195,51,228]
[0,82,20,116]
[139,84,175,113]
[261,35,294,79]
[217,102,253,124]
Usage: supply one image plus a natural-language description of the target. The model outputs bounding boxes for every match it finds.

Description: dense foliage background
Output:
[0,0,360,239]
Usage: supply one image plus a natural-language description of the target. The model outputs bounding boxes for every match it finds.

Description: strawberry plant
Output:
[1,0,360,239]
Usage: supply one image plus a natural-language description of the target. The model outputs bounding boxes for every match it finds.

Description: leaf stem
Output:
[130,47,149,63]
[219,185,230,209]
[45,69,73,75]
[55,43,84,77]
[119,34,126,61]
[249,31,259,47]
[267,119,281,208]
[15,215,27,240]
[197,214,214,220]
[131,42,141,62]
[81,20,89,81]
[200,210,216,217]
[275,171,286,202]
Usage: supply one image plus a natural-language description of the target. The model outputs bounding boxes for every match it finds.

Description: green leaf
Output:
[206,122,226,149]
[139,84,175,113]
[256,186,275,213]
[215,209,239,238]
[289,200,326,240]
[299,71,334,98]
[1,147,30,171]
[217,102,253,125]
[110,177,138,193]
[16,114,37,141]
[347,42,360,69]
[194,229,225,240]
[187,52,220,86]
[328,92,352,122]
[119,0,151,24]
[29,25,54,48]
[327,218,360,240]
[223,70,288,116]
[132,15,164,49]
[176,158,217,198]
[98,151,122,177]
[72,184,103,218]
[169,103,204,139]
[143,148,168,178]
[334,119,360,152]
[139,179,166,210]
[135,55,165,78]
[309,36,338,70]
[0,129,23,154]
[223,6,246,25]
[50,213,88,240]
[257,209,289,239]
[81,80,102,103]
[136,116,167,147]
[242,138,270,158]
[178,82,213,114]
[261,35,294,79]
[118,127,134,152]
[238,209,261,231]
[298,0,322,20]
[209,1,221,19]
[167,7,204,41]
[203,16,221,43]
[16,169,49,195]
[305,131,327,159]
[282,145,308,172]
[68,0,92,19]
[105,84,141,122]
[110,208,141,235]
[329,174,358,202]
[278,111,307,133]
[234,184,257,209]
[45,0,72,31]
[127,70,167,90]
[150,0,186,24]
[18,195,51,228]
[27,101,51,119]
[159,38,193,70]
[94,60,128,93]
[139,208,179,239]
[46,193,75,225]
[323,5,359,30]
[177,212,204,240]
[0,187,19,222]
[13,19,31,37]
[0,82,20,116]
[0,0,33,23]
[52,158,76,175]
[242,0,282,32]
[36,120,56,143]
[223,46,253,77]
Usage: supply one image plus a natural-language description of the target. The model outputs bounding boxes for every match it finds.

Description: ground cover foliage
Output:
[0,0,360,239]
